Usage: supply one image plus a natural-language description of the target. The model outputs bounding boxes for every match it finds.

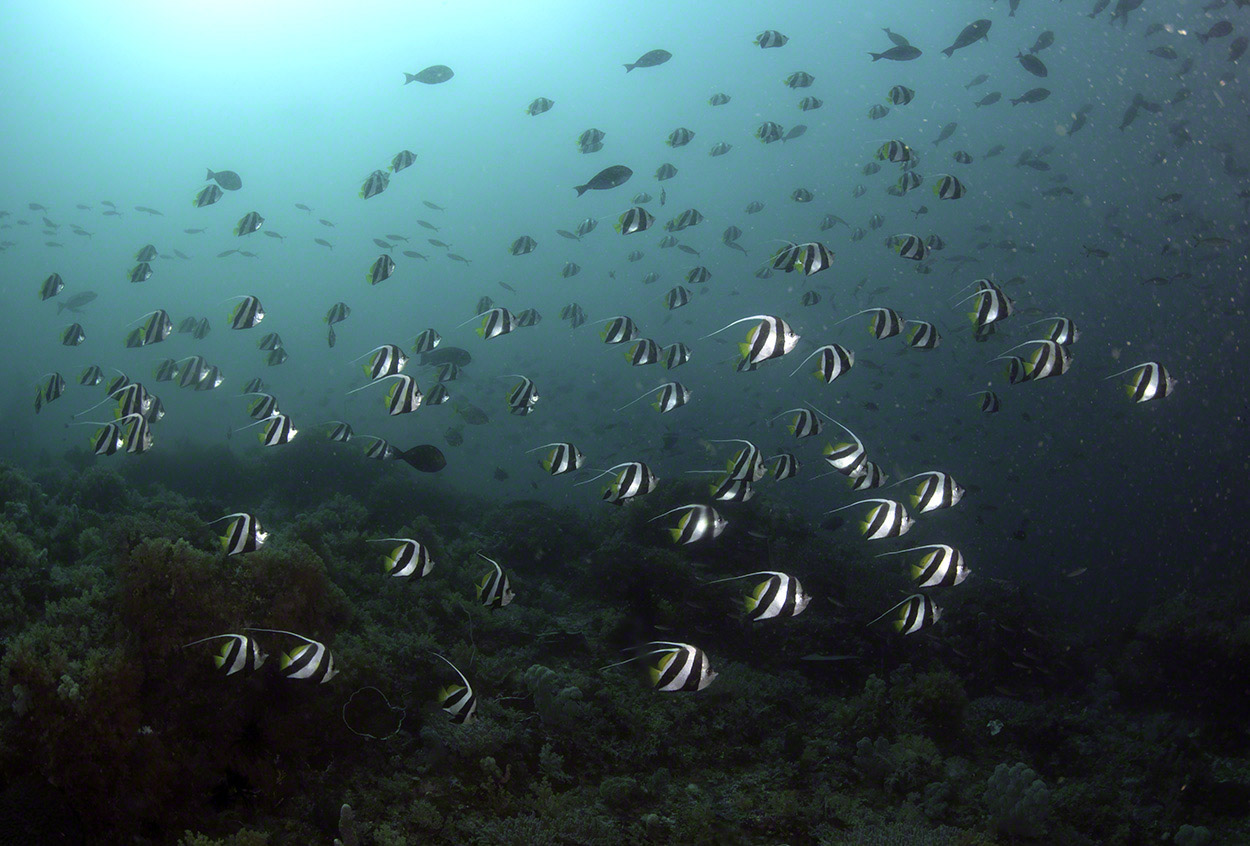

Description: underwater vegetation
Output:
[0,452,1246,844]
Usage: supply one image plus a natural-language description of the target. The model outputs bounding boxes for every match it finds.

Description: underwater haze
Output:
[1,0,1249,843]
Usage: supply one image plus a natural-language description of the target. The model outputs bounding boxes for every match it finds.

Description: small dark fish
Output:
[882,27,910,47]
[493,467,509,481]
[1016,53,1048,77]
[206,169,242,190]
[319,219,335,227]
[942,19,991,57]
[869,45,922,61]
[499,281,516,292]
[424,201,445,211]
[403,250,428,259]
[933,122,957,145]
[400,445,447,472]
[405,65,454,85]
[1011,88,1051,106]
[574,165,632,196]
[421,346,472,367]
[625,49,671,71]
[315,238,333,250]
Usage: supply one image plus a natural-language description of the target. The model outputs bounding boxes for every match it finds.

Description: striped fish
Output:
[412,328,441,353]
[702,315,800,365]
[371,538,434,578]
[663,342,691,369]
[1029,317,1079,346]
[970,390,1001,413]
[357,344,408,379]
[904,320,941,349]
[869,594,941,635]
[626,338,662,366]
[527,442,584,475]
[432,653,477,723]
[259,414,297,445]
[957,281,1014,328]
[663,286,691,310]
[650,504,727,544]
[474,307,518,339]
[363,436,398,460]
[828,498,913,540]
[184,633,267,675]
[992,340,1071,382]
[770,406,822,439]
[709,438,765,481]
[244,392,280,420]
[252,630,338,683]
[895,471,964,513]
[152,358,180,382]
[89,422,124,456]
[617,381,690,413]
[769,453,800,480]
[233,211,264,236]
[837,307,903,340]
[789,343,854,383]
[577,461,658,504]
[707,475,754,502]
[476,553,514,608]
[348,374,421,415]
[933,174,966,200]
[600,315,641,344]
[212,512,267,555]
[228,295,265,330]
[647,643,717,691]
[820,417,869,478]
[616,206,654,235]
[878,545,970,588]
[1105,361,1175,403]
[323,420,353,442]
[505,375,539,415]
[710,571,810,621]
[849,461,888,490]
[79,365,104,386]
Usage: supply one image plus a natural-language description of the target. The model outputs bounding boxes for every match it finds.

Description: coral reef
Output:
[0,454,1247,844]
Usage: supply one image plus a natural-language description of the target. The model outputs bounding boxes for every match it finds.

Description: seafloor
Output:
[0,440,1245,845]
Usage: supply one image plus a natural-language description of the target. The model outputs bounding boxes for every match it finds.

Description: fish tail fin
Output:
[574,184,588,197]
[403,72,417,83]
[205,168,214,180]
[868,52,883,61]
[624,63,634,72]
[942,47,954,57]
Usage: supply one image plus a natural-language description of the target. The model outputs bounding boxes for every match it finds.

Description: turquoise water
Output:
[1,1,1247,842]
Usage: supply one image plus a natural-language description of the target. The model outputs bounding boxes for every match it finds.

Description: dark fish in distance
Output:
[424,201,445,210]
[493,467,509,481]
[420,346,472,367]
[1011,88,1051,105]
[1017,53,1048,77]
[57,291,97,313]
[869,45,921,61]
[405,65,454,84]
[942,19,991,57]
[625,49,671,71]
[575,165,632,196]
[883,27,910,47]
[400,445,446,472]
[206,168,242,190]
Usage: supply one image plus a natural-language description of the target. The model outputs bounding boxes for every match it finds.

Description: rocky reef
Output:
[0,449,1246,844]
